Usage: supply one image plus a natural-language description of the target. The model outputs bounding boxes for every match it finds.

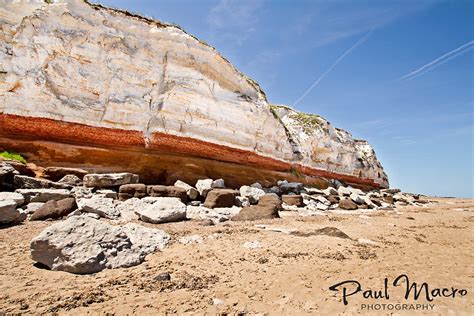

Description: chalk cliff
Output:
[0,0,388,189]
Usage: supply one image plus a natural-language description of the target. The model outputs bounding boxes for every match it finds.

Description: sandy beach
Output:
[0,197,472,315]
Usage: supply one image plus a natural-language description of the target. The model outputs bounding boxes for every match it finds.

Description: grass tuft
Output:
[0,151,27,163]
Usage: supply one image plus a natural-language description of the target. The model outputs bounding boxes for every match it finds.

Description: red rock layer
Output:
[0,113,380,189]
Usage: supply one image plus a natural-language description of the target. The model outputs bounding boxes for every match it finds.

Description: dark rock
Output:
[327,195,340,204]
[203,189,238,208]
[258,193,282,210]
[0,162,18,190]
[30,198,77,221]
[43,167,88,182]
[338,198,358,210]
[383,196,394,204]
[232,193,281,221]
[1,159,36,177]
[147,185,187,203]
[154,272,171,282]
[282,194,304,207]
[119,183,147,200]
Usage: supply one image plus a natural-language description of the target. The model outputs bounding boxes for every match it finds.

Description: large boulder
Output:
[30,216,170,274]
[30,198,77,221]
[119,183,147,200]
[43,167,88,182]
[135,197,186,224]
[83,173,139,188]
[146,185,187,203]
[203,189,238,208]
[279,182,303,194]
[16,188,71,203]
[77,196,119,218]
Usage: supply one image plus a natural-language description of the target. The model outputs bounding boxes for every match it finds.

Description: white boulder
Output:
[135,197,186,224]
[77,196,119,218]
[30,216,170,274]
[239,185,265,204]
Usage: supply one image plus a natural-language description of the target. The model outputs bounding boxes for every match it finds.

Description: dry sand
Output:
[0,197,472,315]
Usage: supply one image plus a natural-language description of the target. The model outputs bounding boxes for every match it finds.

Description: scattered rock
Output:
[154,272,171,282]
[57,174,82,186]
[0,162,18,190]
[2,159,35,177]
[243,241,263,249]
[304,187,324,195]
[211,179,225,189]
[381,188,401,194]
[0,192,25,206]
[203,189,237,208]
[195,179,213,197]
[174,180,199,200]
[282,194,304,207]
[77,196,119,219]
[279,182,303,194]
[13,175,70,190]
[96,189,118,199]
[30,198,77,221]
[323,187,339,196]
[232,194,280,221]
[43,167,88,182]
[147,185,187,203]
[350,192,365,205]
[71,186,94,199]
[119,184,147,200]
[338,198,358,210]
[22,202,44,215]
[0,199,26,224]
[239,185,265,204]
[179,235,203,244]
[235,196,250,207]
[30,216,170,274]
[135,197,186,224]
[16,189,71,203]
[290,227,350,239]
[337,186,352,196]
[83,173,139,188]
[357,238,378,246]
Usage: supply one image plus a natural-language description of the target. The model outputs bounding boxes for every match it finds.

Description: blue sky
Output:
[96,0,473,197]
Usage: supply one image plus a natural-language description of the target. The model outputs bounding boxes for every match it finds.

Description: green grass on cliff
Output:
[0,151,27,163]
[289,112,323,134]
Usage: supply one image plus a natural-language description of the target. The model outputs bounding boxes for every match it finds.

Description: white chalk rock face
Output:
[0,0,388,189]
[135,197,186,223]
[30,216,170,274]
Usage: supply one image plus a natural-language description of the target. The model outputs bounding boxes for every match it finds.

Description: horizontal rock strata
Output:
[0,0,388,189]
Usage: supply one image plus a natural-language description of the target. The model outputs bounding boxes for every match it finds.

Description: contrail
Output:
[293,29,373,107]
[399,40,474,81]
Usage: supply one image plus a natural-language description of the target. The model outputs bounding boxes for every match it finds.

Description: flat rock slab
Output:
[16,189,71,203]
[135,197,186,224]
[30,216,170,274]
[83,173,139,188]
[77,196,119,219]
